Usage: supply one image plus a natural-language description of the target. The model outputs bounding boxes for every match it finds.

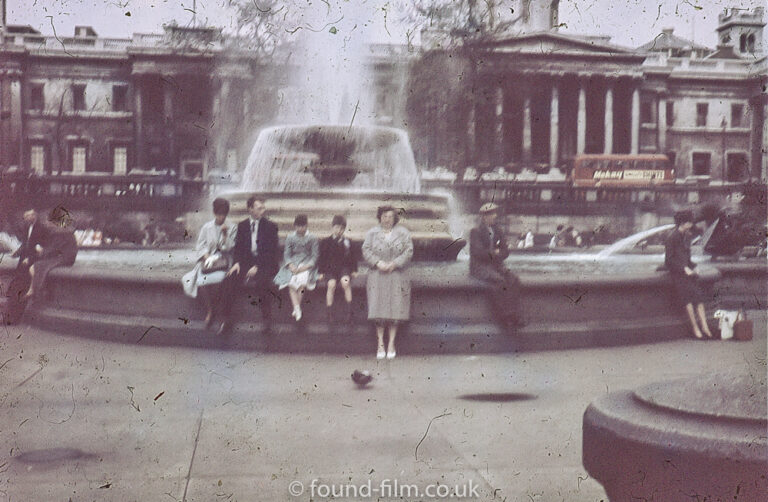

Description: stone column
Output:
[603,82,614,154]
[577,81,586,155]
[494,85,504,165]
[631,86,640,154]
[163,80,176,173]
[1,70,24,169]
[212,78,231,174]
[134,79,145,170]
[658,94,667,152]
[12,77,21,169]
[522,84,532,162]
[467,102,476,166]
[549,82,559,167]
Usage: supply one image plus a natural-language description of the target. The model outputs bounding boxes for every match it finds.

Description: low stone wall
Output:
[2,258,743,354]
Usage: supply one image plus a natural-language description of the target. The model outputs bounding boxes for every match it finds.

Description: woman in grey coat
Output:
[362,205,413,359]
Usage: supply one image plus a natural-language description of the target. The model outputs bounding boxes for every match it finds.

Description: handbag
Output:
[733,310,753,341]
[201,252,229,274]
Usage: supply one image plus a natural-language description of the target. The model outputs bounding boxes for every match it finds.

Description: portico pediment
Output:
[477,32,639,58]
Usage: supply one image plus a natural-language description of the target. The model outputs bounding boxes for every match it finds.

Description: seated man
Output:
[469,202,524,329]
[5,210,48,323]
[218,195,280,335]
[5,207,77,323]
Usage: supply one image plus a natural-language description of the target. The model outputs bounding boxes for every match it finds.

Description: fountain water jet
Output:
[221,123,462,261]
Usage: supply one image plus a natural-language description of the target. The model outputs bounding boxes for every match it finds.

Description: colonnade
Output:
[473,73,646,168]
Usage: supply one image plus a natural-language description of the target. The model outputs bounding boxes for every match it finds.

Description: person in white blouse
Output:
[195,198,237,329]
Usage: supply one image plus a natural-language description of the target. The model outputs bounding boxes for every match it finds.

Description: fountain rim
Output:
[215,189,449,202]
[255,123,412,136]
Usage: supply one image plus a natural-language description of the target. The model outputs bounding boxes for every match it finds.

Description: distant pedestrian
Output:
[318,215,358,322]
[549,224,565,250]
[664,210,714,339]
[469,202,524,329]
[274,214,319,322]
[362,206,413,360]
[567,227,583,248]
[524,229,535,249]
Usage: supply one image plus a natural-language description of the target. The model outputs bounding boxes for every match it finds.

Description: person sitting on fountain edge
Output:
[318,215,358,323]
[664,209,714,340]
[469,202,525,329]
[219,195,280,335]
[273,214,319,322]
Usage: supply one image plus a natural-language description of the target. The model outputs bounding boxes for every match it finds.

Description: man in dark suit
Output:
[218,195,280,335]
[13,209,48,270]
[6,209,50,324]
[469,202,524,329]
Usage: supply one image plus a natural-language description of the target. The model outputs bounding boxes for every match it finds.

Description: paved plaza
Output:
[0,317,765,501]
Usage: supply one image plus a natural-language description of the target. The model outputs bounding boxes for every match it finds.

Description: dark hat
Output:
[674,210,695,226]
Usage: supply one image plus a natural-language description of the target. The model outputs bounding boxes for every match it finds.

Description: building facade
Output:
[441,5,766,183]
[0,3,765,198]
[0,24,275,181]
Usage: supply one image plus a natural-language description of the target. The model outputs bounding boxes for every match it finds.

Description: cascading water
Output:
[240,125,420,193]
[275,0,377,126]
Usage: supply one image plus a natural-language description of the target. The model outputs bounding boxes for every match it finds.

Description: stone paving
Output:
[0,317,765,501]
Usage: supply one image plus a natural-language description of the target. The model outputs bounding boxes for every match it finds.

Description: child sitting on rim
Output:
[273,214,319,322]
[318,215,358,322]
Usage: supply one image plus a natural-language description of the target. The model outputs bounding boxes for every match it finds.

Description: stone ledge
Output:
[583,375,768,501]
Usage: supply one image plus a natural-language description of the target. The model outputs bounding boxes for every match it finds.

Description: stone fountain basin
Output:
[583,374,767,501]
[1,252,746,354]
[216,190,464,261]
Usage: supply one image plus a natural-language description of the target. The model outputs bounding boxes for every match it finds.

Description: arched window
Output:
[739,34,747,53]
[746,34,755,53]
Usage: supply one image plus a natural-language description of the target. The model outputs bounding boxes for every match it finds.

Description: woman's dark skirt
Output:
[671,273,705,306]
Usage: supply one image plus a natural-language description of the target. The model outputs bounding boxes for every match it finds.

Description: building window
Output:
[731,103,744,128]
[112,85,128,112]
[71,144,87,173]
[696,103,708,127]
[740,33,756,53]
[726,153,748,182]
[691,152,711,176]
[72,84,86,111]
[29,144,47,174]
[665,101,674,127]
[666,151,676,167]
[640,99,654,124]
[181,161,204,180]
[29,84,44,111]
[113,146,128,174]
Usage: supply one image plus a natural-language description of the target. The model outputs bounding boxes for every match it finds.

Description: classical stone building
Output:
[0,1,765,191]
[447,4,766,183]
[0,21,274,183]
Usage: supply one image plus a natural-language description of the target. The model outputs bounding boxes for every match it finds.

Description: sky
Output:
[5,0,767,50]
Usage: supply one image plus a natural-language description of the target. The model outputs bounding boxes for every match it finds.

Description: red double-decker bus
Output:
[570,154,675,187]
